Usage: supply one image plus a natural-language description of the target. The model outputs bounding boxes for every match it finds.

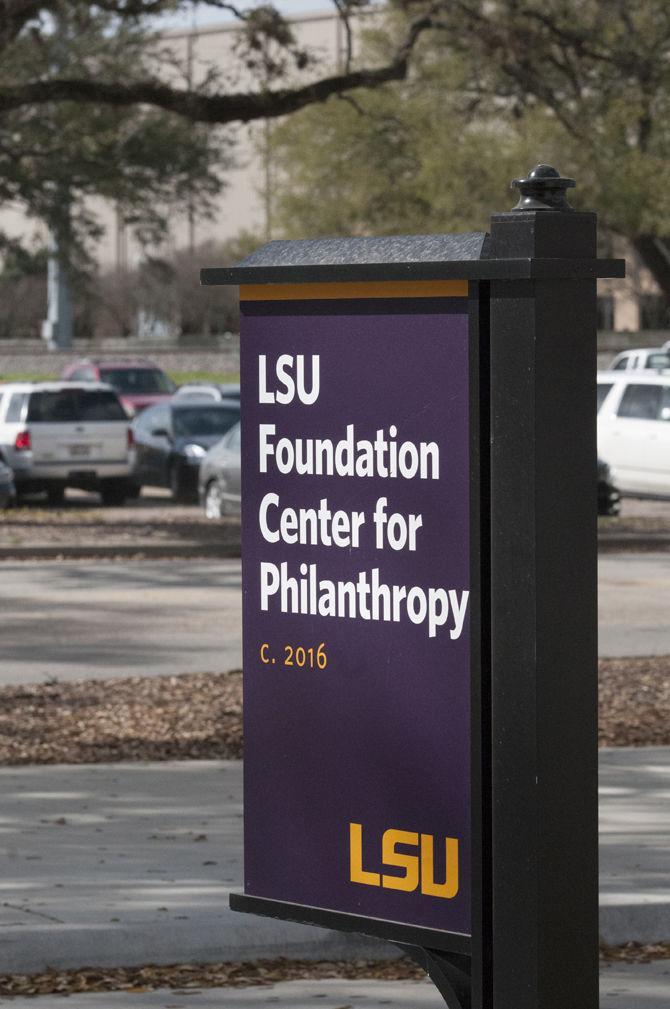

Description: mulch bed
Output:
[1,947,668,997]
[0,657,667,766]
[0,504,240,554]
[0,671,242,766]
[598,656,670,747]
[0,959,420,998]
[600,941,670,964]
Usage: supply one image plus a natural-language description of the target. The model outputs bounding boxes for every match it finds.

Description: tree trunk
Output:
[631,235,670,303]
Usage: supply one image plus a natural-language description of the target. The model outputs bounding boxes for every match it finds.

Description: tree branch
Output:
[0,10,435,124]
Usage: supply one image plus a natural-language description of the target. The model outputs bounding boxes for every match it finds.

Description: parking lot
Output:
[0,559,242,683]
[0,431,669,1000]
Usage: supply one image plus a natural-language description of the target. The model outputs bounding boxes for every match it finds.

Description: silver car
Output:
[198,422,241,518]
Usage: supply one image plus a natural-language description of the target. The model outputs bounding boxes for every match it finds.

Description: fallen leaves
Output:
[0,946,668,997]
[0,671,242,765]
[599,656,670,747]
[0,958,424,998]
[600,940,670,964]
[0,504,240,554]
[0,658,666,766]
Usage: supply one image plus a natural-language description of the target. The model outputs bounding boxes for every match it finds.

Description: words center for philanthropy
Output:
[254,353,469,641]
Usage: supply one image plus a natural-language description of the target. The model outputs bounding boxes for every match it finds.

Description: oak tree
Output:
[272,1,670,300]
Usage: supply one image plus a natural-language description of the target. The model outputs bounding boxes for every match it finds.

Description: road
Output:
[0,553,667,684]
[598,551,670,657]
[0,560,242,684]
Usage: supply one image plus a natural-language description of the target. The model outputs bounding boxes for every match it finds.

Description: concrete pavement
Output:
[0,750,667,974]
[4,964,670,1009]
[1,553,669,685]
[0,561,242,684]
[0,761,389,973]
[598,552,670,656]
[600,747,670,943]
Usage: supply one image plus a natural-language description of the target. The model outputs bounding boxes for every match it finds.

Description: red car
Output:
[61,359,176,416]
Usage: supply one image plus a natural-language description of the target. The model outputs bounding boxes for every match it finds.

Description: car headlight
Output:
[184,443,206,460]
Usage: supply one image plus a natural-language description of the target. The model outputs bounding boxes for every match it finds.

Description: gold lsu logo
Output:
[349,823,459,899]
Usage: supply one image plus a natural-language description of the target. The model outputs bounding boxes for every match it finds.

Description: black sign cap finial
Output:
[511,164,576,212]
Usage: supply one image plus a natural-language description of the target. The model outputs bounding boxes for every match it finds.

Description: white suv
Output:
[0,382,135,505]
[607,348,670,371]
[598,371,670,498]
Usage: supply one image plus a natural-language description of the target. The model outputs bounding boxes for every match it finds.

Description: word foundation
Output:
[260,561,469,640]
[259,423,440,480]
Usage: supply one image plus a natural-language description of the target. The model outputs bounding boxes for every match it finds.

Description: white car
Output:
[598,371,670,498]
[0,382,135,505]
[608,348,670,371]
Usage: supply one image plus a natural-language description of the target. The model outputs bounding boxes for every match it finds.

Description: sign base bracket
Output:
[394,944,471,1009]
[229,892,471,956]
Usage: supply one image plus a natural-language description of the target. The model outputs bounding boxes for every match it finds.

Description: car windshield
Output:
[100,368,174,394]
[173,405,240,438]
[27,390,127,422]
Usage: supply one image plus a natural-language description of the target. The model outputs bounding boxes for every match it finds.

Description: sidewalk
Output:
[0,749,668,974]
[3,963,670,1009]
[600,747,670,942]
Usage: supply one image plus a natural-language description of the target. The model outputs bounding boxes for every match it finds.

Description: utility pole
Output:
[42,228,73,351]
[41,17,74,352]
[187,9,197,254]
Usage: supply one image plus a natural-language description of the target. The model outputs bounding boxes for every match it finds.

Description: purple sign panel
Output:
[240,289,472,936]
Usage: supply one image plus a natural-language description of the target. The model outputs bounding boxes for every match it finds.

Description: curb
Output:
[598,534,670,552]
[0,914,397,974]
[0,543,241,561]
[0,536,666,561]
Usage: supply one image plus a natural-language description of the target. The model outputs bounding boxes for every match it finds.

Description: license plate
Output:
[69,444,91,458]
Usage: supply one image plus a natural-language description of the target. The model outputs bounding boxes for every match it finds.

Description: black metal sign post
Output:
[202,166,624,1009]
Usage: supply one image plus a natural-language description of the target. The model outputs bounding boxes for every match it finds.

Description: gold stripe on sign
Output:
[240,280,469,302]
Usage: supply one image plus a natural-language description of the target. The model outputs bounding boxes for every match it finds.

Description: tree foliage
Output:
[269,64,554,239]
[0,2,436,124]
[271,0,670,298]
[0,6,231,266]
[0,1,440,270]
[3,1,670,296]
[418,0,670,291]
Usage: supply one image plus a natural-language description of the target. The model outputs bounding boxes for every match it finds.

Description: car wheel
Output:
[46,485,65,507]
[204,479,225,519]
[100,480,129,506]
